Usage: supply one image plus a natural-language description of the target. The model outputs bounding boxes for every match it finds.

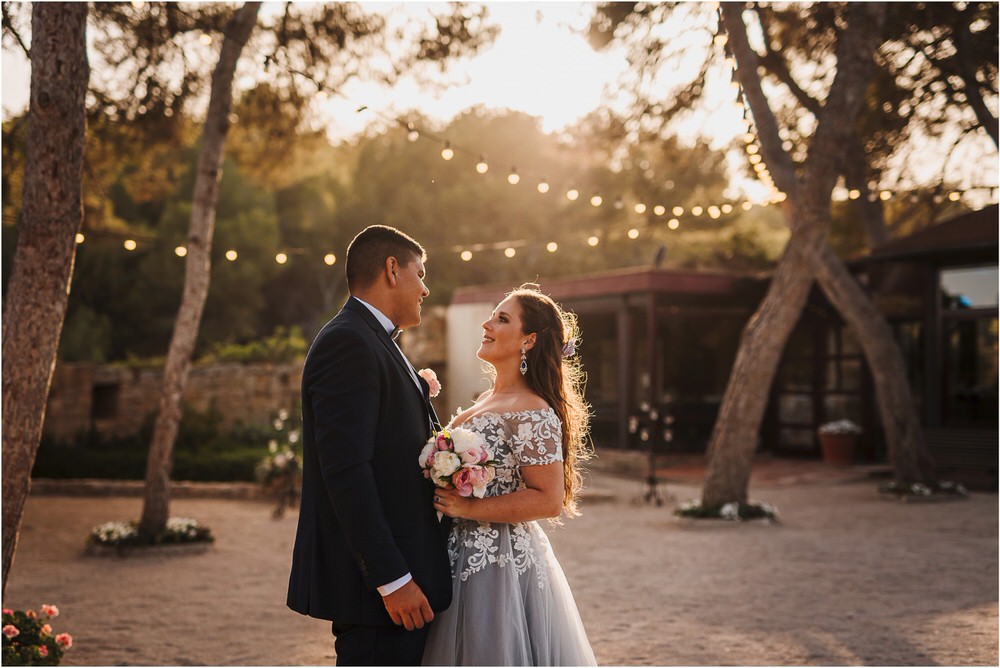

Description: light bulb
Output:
[476,158,488,174]
[587,235,600,247]
[75,233,85,244]
[537,180,550,194]
[226,250,239,261]
[668,218,680,230]
[653,205,666,216]
[546,242,558,253]
[324,253,336,265]
[124,239,137,251]
[627,228,640,239]
[691,206,704,216]
[276,252,288,264]
[441,142,454,160]
[634,203,647,214]
[672,206,684,216]
[460,250,473,262]
[175,246,187,257]
[507,169,520,185]
[590,194,603,207]
[566,188,579,201]
[504,247,516,258]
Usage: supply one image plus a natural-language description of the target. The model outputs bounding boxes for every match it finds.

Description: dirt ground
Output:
[4,462,997,666]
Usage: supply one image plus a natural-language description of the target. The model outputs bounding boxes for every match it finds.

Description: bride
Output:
[422,284,596,666]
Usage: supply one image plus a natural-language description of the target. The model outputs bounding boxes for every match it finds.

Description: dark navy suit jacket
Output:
[286,297,452,626]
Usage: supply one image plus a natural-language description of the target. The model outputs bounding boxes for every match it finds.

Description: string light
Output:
[708,205,721,219]
[406,123,419,142]
[880,190,892,201]
[507,168,520,185]
[226,249,238,261]
[546,242,558,253]
[587,235,600,247]
[614,196,624,210]
[627,228,640,239]
[668,218,680,230]
[537,179,550,194]
[653,205,666,216]
[634,203,647,214]
[441,141,454,161]
[504,247,516,258]
[275,252,288,264]
[590,194,603,207]
[691,206,704,216]
[672,206,684,216]
[475,156,488,174]
[948,191,961,201]
[848,189,860,200]
[566,188,579,201]
[123,239,137,251]
[460,250,473,261]
[199,33,213,45]
[174,246,187,257]
[323,253,336,265]
[75,233,85,244]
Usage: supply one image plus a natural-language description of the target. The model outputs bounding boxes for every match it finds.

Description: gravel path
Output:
[5,467,997,666]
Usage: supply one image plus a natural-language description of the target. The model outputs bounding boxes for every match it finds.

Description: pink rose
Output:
[435,433,450,451]
[467,466,495,498]
[25,610,37,619]
[2,608,11,616]
[38,645,48,658]
[460,445,484,466]
[56,633,72,649]
[41,604,59,618]
[417,368,441,398]
[451,468,474,497]
[3,624,19,639]
[41,624,52,635]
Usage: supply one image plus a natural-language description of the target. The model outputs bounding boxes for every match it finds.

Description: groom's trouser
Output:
[332,622,429,666]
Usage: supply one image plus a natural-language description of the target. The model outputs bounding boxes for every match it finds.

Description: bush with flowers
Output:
[674,499,779,523]
[2,605,72,666]
[255,408,302,517]
[818,419,862,435]
[87,516,213,549]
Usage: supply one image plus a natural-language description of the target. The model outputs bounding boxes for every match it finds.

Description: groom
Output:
[287,225,452,666]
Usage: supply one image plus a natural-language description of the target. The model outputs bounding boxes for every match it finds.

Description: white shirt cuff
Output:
[377,572,412,597]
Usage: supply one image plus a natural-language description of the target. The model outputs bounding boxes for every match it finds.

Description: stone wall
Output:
[44,360,303,443]
[43,306,450,443]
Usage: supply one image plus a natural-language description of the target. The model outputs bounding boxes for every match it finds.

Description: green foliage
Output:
[201,326,308,364]
[32,404,275,482]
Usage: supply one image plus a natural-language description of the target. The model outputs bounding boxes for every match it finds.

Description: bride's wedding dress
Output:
[422,408,596,666]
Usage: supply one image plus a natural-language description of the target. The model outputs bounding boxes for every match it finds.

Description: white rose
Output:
[418,441,438,469]
[431,451,462,481]
[449,427,484,455]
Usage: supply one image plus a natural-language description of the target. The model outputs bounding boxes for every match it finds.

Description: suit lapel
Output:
[344,298,439,427]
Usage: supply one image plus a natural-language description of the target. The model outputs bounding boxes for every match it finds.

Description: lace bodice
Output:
[446,408,564,586]
[455,408,563,497]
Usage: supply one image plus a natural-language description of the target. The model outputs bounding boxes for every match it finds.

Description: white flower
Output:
[449,427,485,455]
[719,502,740,520]
[431,451,462,481]
[418,441,438,468]
[273,419,284,431]
[268,439,278,453]
[278,409,289,421]
[288,429,300,444]
[818,419,862,435]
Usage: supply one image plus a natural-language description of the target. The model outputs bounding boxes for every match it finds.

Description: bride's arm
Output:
[433,463,563,522]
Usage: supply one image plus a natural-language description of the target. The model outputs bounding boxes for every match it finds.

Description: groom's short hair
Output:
[345,225,426,292]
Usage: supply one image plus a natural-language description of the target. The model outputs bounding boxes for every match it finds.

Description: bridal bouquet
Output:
[419,427,498,498]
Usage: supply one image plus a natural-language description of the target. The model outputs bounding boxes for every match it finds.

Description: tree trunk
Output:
[138,2,261,537]
[1,3,89,594]
[703,3,887,507]
[811,245,937,483]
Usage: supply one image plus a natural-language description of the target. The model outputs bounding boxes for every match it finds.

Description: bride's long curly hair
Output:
[506,284,592,516]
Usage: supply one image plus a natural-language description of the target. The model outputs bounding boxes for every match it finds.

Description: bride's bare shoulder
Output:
[506,393,552,413]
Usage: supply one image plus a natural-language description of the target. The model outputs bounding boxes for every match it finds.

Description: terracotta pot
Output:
[819,433,856,466]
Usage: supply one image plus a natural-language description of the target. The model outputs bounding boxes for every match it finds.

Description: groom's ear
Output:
[385,256,399,287]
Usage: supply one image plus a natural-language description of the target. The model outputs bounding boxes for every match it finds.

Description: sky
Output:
[2,2,995,205]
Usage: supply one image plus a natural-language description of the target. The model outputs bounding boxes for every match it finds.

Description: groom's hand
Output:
[382,580,434,631]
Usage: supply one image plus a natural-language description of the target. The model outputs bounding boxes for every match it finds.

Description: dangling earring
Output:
[519,343,528,376]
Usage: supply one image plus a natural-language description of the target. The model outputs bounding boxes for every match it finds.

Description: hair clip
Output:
[561,337,577,358]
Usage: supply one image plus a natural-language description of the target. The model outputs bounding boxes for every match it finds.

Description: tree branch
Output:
[721,3,799,197]
[2,2,30,58]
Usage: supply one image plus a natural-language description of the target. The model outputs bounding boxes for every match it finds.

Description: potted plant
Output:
[2,605,72,666]
[817,419,861,465]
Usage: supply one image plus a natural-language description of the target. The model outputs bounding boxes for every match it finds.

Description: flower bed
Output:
[878,480,968,502]
[87,517,214,551]
[2,605,72,666]
[674,499,779,522]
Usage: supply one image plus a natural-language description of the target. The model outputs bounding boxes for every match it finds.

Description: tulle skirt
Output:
[422,519,596,666]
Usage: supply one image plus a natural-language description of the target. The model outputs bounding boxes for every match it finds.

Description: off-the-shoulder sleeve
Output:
[509,410,563,465]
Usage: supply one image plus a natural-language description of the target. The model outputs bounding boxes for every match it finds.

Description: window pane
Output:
[779,393,813,424]
[943,317,999,425]
[941,266,999,310]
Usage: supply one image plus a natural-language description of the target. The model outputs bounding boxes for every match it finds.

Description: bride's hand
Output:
[433,487,473,520]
